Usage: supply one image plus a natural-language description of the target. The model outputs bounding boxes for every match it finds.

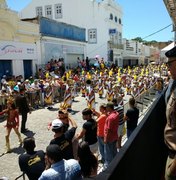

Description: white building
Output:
[39,17,86,67]
[20,0,123,65]
[0,0,40,79]
[122,39,160,67]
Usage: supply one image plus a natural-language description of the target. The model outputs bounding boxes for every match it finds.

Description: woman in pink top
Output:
[93,103,107,164]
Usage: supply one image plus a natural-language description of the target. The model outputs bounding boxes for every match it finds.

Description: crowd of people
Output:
[0,57,171,179]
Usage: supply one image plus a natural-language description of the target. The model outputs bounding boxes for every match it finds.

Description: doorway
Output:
[23,60,32,79]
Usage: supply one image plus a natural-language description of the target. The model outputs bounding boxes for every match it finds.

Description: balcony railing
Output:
[108,41,124,49]
[87,90,168,180]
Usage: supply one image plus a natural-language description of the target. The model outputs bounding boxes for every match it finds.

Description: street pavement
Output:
[0,91,156,179]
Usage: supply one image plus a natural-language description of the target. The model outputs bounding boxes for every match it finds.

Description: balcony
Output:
[108,41,124,49]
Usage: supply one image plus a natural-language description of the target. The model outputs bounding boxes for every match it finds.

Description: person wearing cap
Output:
[18,137,45,180]
[39,144,82,180]
[164,46,176,180]
[103,102,119,170]
[76,108,98,154]
[49,116,77,160]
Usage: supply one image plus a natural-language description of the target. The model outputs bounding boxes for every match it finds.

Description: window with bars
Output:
[45,5,52,19]
[55,4,62,19]
[36,6,43,17]
[88,29,97,44]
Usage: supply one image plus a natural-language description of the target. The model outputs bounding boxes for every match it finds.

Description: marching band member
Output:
[86,79,95,109]
[106,78,114,102]
[0,97,22,153]
[126,83,131,96]
[80,75,86,97]
[63,82,73,111]
[98,79,104,98]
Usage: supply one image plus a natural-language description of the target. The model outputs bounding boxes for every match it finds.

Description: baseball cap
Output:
[165,46,176,58]
[51,119,63,130]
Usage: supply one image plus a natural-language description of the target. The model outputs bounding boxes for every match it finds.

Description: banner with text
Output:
[0,41,37,59]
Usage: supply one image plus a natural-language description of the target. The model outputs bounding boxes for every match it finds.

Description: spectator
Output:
[112,98,125,149]
[1,75,7,87]
[39,144,82,180]
[49,116,77,160]
[31,79,40,108]
[164,46,176,179]
[124,97,139,139]
[104,102,119,169]
[93,103,107,164]
[77,141,98,178]
[18,137,45,180]
[76,108,98,154]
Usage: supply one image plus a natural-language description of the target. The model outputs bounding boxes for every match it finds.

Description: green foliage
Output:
[132,37,158,45]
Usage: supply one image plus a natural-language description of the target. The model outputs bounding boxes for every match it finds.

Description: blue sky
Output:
[6,0,174,42]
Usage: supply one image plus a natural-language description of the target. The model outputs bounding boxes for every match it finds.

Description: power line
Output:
[142,24,172,40]
[88,24,173,56]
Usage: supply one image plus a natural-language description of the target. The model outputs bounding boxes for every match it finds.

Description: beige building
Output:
[0,0,40,79]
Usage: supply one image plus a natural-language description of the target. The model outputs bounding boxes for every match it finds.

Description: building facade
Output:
[122,38,160,67]
[0,0,40,79]
[20,0,123,65]
[39,17,86,68]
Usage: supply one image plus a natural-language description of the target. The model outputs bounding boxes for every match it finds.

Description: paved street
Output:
[0,90,156,179]
[0,93,112,179]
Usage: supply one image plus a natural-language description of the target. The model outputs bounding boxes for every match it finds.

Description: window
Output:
[88,29,97,44]
[55,4,62,19]
[110,13,113,20]
[36,6,43,17]
[45,5,52,19]
[115,16,118,23]
[119,18,122,24]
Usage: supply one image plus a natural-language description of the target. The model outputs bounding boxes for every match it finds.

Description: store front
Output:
[0,41,37,78]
